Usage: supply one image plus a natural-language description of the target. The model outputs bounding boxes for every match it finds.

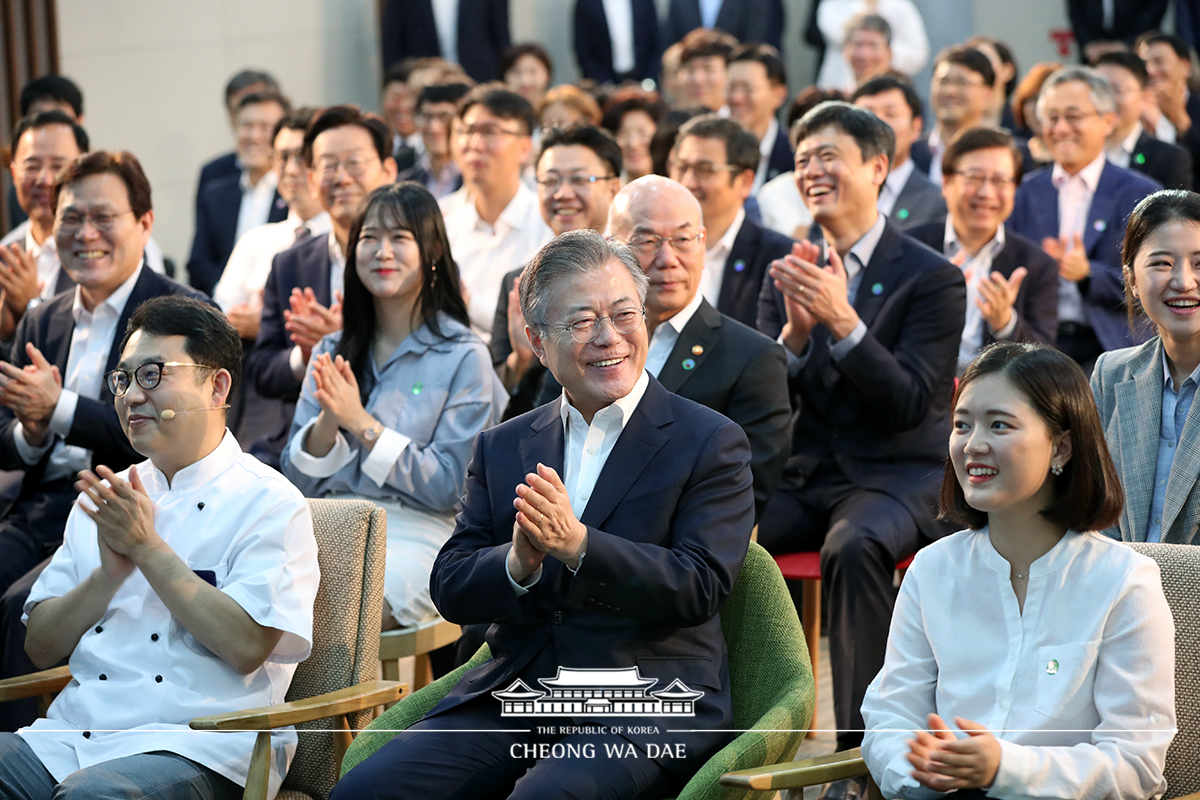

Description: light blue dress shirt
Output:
[1146,353,1200,542]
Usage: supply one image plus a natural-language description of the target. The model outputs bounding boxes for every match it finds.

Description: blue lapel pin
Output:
[682,358,696,370]
[733,260,746,272]
[871,282,884,296]
[1093,219,1106,232]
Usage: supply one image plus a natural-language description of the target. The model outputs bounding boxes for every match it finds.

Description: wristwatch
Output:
[361,418,384,443]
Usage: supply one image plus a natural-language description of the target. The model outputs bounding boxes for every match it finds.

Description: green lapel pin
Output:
[411,382,423,395]
[682,358,696,371]
[897,208,910,220]
[1135,152,1146,165]
[871,282,884,296]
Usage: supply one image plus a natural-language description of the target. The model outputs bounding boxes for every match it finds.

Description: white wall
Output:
[55,0,1088,274]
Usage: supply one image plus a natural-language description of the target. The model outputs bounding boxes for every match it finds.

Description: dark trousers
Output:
[757,463,920,750]
[0,480,76,732]
[332,697,681,800]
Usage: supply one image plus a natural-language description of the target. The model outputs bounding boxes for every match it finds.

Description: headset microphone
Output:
[159,405,230,420]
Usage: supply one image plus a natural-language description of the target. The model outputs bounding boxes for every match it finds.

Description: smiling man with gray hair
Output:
[332,228,755,800]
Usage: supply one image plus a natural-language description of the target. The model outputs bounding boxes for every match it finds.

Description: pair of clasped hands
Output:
[768,240,1026,344]
[906,713,1001,792]
[507,463,587,583]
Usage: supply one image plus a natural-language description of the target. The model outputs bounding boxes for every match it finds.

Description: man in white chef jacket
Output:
[0,295,320,800]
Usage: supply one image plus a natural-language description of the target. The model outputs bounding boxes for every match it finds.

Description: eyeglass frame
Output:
[950,170,1017,191]
[455,124,529,144]
[535,173,619,192]
[553,307,646,344]
[668,160,743,181]
[1041,110,1103,129]
[625,230,706,258]
[105,362,217,397]
[56,209,135,233]
[313,154,382,180]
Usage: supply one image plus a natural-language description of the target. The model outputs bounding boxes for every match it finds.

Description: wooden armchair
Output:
[0,498,405,800]
[722,541,1200,800]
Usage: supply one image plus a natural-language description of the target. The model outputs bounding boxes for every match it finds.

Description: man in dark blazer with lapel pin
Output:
[244,105,396,468]
[665,0,785,51]
[380,0,511,83]
[1137,33,1200,189]
[1095,51,1194,191]
[0,151,210,731]
[1007,66,1161,369]
[755,102,964,791]
[573,0,660,84]
[907,127,1060,373]
[853,76,947,232]
[333,230,754,800]
[187,91,290,296]
[670,115,796,329]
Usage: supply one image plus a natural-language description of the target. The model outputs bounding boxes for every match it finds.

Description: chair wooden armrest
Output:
[189,680,407,731]
[720,747,868,791]
[0,666,71,703]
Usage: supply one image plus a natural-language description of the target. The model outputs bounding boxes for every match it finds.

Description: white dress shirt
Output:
[698,0,723,29]
[0,221,167,296]
[752,117,781,194]
[645,291,704,377]
[757,171,813,240]
[925,128,946,186]
[862,528,1174,800]
[14,265,143,481]
[601,0,636,75]
[20,432,320,798]
[1105,122,1143,170]
[508,370,650,593]
[234,170,279,244]
[877,158,915,218]
[214,211,332,312]
[431,0,460,64]
[442,184,553,341]
[702,207,745,309]
[943,218,1015,372]
[1052,152,1107,326]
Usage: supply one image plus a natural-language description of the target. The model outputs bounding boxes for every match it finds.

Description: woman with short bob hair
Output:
[862,342,1174,798]
[282,182,507,629]
[1092,189,1200,544]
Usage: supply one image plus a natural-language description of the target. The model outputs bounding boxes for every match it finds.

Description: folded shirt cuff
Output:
[362,427,411,487]
[779,333,811,376]
[830,320,868,361]
[987,738,1031,797]
[289,345,306,381]
[506,546,542,596]
[49,388,79,437]
[13,423,54,465]
[287,417,356,478]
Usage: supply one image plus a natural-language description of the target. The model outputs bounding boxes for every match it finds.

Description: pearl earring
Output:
[1050,463,1063,476]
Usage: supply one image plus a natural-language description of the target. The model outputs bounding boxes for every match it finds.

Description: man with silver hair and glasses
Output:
[1008,65,1161,370]
[332,230,755,800]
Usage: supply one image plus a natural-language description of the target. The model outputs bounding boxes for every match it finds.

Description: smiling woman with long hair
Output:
[1092,189,1200,545]
[281,182,507,629]
[861,342,1174,798]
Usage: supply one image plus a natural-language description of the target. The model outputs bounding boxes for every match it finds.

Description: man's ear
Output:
[212,368,233,407]
[526,325,549,366]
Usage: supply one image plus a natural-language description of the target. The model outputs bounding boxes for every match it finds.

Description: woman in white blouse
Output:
[815,0,929,92]
[861,342,1175,798]
[281,182,506,629]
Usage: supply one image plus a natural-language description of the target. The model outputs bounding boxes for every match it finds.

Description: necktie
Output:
[294,224,311,244]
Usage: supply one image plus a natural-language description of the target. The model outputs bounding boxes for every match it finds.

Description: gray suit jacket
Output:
[1092,337,1200,545]
[889,169,946,232]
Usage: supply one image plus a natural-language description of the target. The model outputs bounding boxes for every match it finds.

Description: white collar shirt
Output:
[214,211,332,312]
[14,264,143,481]
[862,528,1174,800]
[1106,122,1143,170]
[944,218,1009,371]
[701,206,745,308]
[927,128,946,185]
[877,158,915,218]
[442,183,553,341]
[601,0,636,74]
[645,290,704,378]
[1052,152,1106,325]
[559,369,650,520]
[431,0,460,63]
[698,0,723,29]
[752,117,780,194]
[234,170,279,244]
[20,432,320,797]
